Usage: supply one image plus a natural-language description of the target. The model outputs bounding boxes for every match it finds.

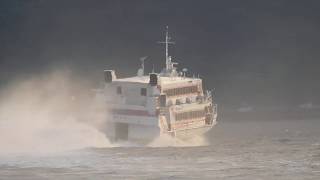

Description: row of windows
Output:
[175,110,205,121]
[116,86,147,96]
[116,85,198,97]
[163,86,198,97]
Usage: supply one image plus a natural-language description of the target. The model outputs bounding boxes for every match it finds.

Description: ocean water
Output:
[0,119,319,180]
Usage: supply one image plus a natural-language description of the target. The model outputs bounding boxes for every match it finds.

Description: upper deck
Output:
[102,26,209,107]
[113,75,202,86]
[113,76,149,84]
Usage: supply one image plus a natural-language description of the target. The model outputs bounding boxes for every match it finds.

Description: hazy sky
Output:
[1,0,320,108]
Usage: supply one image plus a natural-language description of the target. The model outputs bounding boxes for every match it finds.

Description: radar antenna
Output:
[182,68,188,78]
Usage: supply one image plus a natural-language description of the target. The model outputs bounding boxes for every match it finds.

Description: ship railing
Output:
[213,104,218,114]
[196,96,211,104]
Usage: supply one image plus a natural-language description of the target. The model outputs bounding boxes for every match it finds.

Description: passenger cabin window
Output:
[117,86,122,95]
[140,88,147,96]
[163,86,198,97]
[175,109,205,121]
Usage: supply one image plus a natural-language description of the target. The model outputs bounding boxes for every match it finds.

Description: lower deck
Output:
[103,114,216,144]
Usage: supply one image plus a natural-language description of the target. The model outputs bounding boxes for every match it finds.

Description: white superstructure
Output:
[98,27,217,143]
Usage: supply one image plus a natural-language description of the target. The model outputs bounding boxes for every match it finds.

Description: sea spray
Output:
[148,134,209,147]
[0,70,113,154]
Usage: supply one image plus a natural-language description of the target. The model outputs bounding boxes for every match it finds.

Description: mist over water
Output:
[0,70,113,154]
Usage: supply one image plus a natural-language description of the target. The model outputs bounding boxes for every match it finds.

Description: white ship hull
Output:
[96,27,218,144]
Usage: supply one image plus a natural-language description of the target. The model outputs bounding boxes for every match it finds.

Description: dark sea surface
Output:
[0,119,319,180]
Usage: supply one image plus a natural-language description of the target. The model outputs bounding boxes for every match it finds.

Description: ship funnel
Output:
[149,73,158,86]
[104,70,117,83]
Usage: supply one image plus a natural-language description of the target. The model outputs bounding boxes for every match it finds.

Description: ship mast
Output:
[158,26,175,71]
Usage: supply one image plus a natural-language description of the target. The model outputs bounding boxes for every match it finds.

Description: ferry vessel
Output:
[97,27,217,143]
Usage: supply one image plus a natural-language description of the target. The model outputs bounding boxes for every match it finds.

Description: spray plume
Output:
[0,70,112,154]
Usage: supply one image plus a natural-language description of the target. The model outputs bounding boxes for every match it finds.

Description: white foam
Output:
[148,134,209,147]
